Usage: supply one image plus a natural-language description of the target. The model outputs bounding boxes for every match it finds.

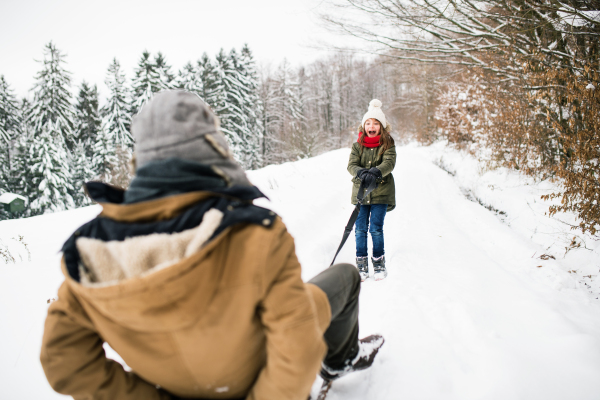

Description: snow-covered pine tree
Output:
[225,48,251,168]
[10,99,32,197]
[238,44,264,169]
[71,140,95,206]
[25,42,75,214]
[212,48,244,165]
[0,75,21,194]
[154,52,176,91]
[72,82,101,205]
[92,125,117,183]
[74,81,101,158]
[209,51,229,115]
[0,76,20,147]
[178,62,204,100]
[197,53,218,106]
[25,130,74,214]
[131,51,162,116]
[101,58,133,187]
[27,42,76,150]
[102,58,132,148]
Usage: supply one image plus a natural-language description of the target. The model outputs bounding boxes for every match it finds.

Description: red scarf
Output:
[358,132,381,148]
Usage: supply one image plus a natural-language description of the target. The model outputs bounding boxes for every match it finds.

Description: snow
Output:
[0,205,102,399]
[1,143,600,399]
[558,10,600,27]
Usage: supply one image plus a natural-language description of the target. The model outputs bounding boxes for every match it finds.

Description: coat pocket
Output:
[372,178,389,196]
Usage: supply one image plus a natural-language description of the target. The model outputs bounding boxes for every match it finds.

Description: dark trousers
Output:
[308,263,361,369]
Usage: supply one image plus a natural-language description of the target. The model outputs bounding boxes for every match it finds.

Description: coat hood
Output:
[61,185,276,332]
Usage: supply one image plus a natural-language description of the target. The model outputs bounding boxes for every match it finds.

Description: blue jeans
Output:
[355,204,387,258]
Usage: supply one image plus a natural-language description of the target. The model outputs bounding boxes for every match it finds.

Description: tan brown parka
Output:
[40,191,331,400]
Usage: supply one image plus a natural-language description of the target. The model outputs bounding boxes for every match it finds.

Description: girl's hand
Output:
[356,168,370,179]
[368,167,382,178]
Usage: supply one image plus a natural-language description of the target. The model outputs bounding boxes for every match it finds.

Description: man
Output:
[40,90,384,400]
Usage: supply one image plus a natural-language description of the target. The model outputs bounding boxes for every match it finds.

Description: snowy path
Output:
[1,145,600,399]
[250,147,600,400]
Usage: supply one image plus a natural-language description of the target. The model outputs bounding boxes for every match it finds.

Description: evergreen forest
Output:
[2,0,600,239]
[0,42,400,220]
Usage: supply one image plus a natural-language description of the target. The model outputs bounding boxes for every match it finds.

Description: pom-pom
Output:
[369,99,382,108]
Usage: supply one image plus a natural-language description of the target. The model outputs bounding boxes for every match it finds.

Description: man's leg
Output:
[354,205,371,257]
[308,263,361,370]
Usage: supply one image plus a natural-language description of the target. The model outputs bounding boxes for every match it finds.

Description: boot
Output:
[356,256,369,281]
[371,255,387,281]
[319,334,385,381]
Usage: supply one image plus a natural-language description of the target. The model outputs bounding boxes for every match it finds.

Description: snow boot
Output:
[356,256,369,281]
[372,255,387,281]
[319,334,385,381]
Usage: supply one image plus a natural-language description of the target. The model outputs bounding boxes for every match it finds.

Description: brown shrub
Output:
[541,67,600,235]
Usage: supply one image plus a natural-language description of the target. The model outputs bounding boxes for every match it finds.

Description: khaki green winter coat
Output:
[347,142,396,211]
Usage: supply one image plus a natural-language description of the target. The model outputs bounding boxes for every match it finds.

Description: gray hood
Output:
[131,90,251,187]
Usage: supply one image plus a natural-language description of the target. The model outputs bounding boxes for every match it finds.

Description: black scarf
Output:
[63,158,273,282]
[122,158,260,204]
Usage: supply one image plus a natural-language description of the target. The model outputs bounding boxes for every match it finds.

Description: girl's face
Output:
[364,119,381,137]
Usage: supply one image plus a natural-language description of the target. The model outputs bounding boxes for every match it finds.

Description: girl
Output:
[347,99,396,281]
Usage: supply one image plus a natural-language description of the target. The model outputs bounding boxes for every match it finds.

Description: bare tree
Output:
[320,0,600,234]
[321,0,600,83]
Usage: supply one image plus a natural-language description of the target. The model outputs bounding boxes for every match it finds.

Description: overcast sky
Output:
[0,0,341,100]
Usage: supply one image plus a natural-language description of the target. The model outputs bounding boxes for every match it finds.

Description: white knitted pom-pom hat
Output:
[361,99,388,130]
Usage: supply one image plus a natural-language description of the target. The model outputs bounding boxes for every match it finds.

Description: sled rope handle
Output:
[329,178,377,267]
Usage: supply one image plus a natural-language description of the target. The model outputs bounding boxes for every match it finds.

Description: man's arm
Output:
[40,282,171,400]
[247,220,328,400]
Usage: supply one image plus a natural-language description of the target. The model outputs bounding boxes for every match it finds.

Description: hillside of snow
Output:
[1,143,600,399]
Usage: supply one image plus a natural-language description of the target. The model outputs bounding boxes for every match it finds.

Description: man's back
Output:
[41,189,330,399]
